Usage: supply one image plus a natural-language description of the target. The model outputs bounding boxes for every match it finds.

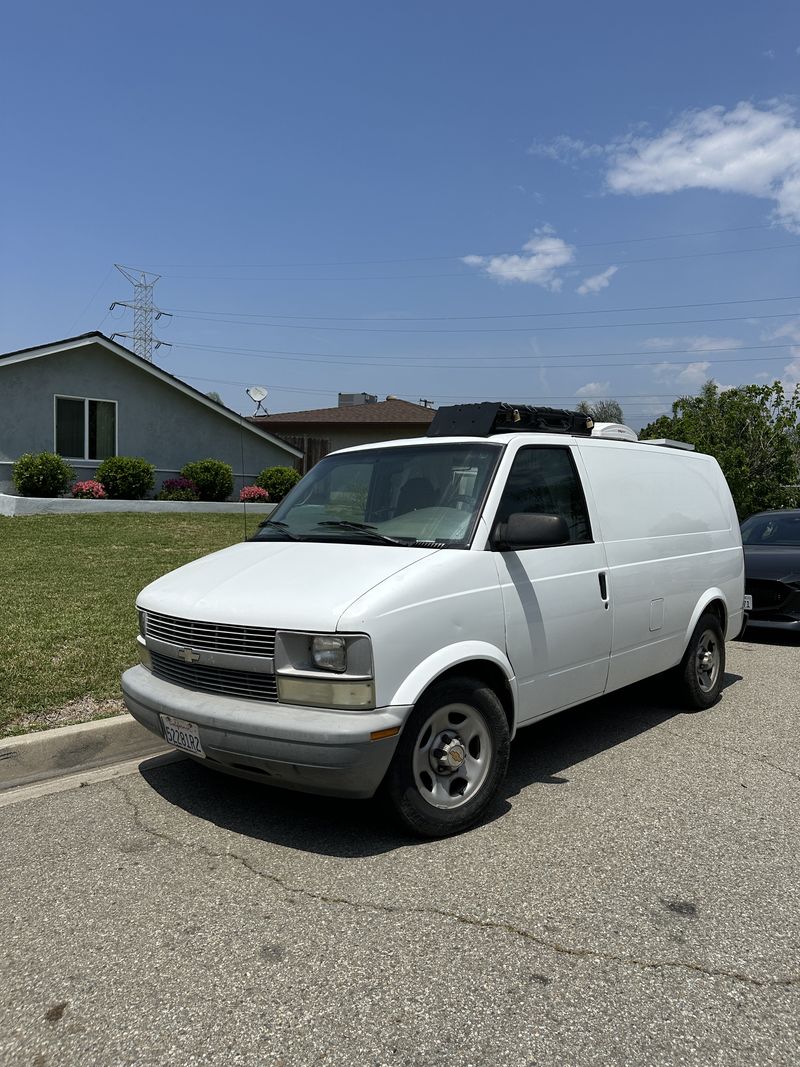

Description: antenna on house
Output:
[247,385,269,416]
[109,265,172,362]
[419,398,435,408]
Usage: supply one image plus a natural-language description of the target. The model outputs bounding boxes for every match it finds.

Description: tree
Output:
[577,398,624,424]
[205,390,222,404]
[640,380,800,518]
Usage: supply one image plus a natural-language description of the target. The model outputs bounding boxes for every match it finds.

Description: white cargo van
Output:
[122,403,745,837]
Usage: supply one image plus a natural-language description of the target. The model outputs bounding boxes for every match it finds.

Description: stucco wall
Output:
[0,342,298,495]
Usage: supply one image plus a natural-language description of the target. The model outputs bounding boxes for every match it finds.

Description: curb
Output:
[0,714,170,792]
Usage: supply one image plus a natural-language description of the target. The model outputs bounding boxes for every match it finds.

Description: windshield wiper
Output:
[255,519,301,541]
[316,521,415,546]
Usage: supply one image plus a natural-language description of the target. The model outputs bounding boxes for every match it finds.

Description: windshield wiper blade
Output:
[255,519,301,541]
[316,521,414,546]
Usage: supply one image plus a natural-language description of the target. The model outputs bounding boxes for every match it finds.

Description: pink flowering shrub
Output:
[239,484,270,503]
[71,479,107,499]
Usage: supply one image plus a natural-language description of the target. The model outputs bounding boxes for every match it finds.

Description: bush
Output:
[256,466,301,501]
[239,484,270,503]
[95,456,155,499]
[71,479,107,500]
[157,477,200,502]
[12,452,74,497]
[180,459,234,502]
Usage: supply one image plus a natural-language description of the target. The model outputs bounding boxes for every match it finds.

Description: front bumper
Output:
[121,666,408,799]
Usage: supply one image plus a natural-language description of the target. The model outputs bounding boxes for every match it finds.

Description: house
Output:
[0,332,301,495]
[250,393,436,472]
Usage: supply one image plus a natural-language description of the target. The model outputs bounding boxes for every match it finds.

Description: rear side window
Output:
[494,447,592,543]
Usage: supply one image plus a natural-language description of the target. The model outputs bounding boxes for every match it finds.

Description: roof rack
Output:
[427,402,594,439]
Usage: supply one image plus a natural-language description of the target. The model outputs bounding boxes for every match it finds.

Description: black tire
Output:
[380,675,510,838]
[675,612,726,710]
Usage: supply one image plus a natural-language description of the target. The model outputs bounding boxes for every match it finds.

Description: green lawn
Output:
[0,512,264,736]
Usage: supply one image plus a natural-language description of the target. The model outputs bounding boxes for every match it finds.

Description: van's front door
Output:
[490,445,612,725]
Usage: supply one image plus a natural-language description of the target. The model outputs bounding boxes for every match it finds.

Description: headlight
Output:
[311,635,346,673]
[273,631,374,709]
[137,608,148,637]
[277,676,375,709]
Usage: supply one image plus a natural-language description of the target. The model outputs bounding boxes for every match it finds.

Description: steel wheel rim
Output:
[695,629,721,693]
[411,701,493,810]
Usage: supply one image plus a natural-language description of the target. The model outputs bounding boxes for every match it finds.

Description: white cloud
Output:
[575,380,611,397]
[528,135,605,164]
[783,356,800,386]
[577,265,618,295]
[642,335,744,353]
[763,317,800,388]
[605,101,800,232]
[652,361,712,387]
[463,227,575,289]
[770,318,800,344]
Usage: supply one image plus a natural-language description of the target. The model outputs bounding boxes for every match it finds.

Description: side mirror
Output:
[492,512,570,550]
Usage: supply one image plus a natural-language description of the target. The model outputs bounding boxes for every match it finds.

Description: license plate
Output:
[160,714,205,758]
[743,595,753,611]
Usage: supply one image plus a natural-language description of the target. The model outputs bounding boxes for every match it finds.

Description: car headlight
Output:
[274,631,374,709]
[137,608,148,637]
[311,635,346,673]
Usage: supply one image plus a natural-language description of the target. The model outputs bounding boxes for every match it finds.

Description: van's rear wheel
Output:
[381,676,510,838]
[676,612,725,710]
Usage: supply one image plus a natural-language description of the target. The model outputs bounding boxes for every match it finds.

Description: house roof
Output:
[0,332,302,458]
[250,398,435,427]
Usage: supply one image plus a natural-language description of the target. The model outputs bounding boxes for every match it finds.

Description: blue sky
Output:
[2,0,799,427]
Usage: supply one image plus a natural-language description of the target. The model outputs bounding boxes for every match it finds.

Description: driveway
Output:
[1,635,798,1066]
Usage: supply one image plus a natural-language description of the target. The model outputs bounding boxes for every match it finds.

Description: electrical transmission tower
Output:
[109,264,172,361]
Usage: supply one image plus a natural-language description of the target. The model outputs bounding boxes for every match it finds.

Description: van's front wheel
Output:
[381,676,510,838]
[676,612,725,710]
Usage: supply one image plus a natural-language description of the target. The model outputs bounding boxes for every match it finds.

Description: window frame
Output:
[53,394,119,462]
[490,444,595,547]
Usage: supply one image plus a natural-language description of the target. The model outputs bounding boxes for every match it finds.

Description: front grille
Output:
[746,578,791,612]
[145,611,276,658]
[151,651,278,703]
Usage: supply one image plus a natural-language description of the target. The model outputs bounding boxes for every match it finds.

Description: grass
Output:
[0,511,265,737]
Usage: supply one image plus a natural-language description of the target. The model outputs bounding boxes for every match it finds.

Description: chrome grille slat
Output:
[150,651,278,702]
[145,611,276,657]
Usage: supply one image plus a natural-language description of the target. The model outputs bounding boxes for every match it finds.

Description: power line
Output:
[141,223,775,269]
[168,339,794,370]
[161,293,800,324]
[178,374,690,412]
[167,307,800,335]
[148,240,800,282]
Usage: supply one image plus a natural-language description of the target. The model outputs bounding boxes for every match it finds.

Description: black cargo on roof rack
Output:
[426,402,594,439]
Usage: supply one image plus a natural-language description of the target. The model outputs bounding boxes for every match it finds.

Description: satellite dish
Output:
[246,385,269,416]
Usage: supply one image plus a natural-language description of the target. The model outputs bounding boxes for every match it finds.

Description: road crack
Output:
[709,742,800,785]
[112,780,800,991]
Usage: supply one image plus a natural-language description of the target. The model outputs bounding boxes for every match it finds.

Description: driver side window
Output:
[495,446,592,543]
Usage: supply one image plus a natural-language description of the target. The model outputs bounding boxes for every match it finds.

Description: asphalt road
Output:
[2,632,799,1067]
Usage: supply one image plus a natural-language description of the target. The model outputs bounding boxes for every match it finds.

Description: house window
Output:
[55,396,117,460]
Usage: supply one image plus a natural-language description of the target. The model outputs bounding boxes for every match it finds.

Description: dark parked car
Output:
[741,510,800,632]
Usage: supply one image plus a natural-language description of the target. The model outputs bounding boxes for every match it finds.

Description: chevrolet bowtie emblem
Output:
[178,648,201,663]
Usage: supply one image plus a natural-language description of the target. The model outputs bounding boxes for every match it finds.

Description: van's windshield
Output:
[252,442,503,548]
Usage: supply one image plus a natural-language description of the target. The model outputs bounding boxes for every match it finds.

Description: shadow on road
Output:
[738,626,800,647]
[139,670,742,858]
